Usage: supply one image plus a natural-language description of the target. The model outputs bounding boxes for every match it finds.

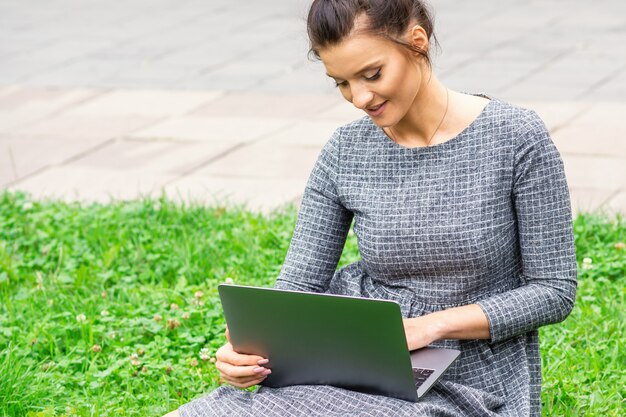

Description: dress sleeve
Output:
[476,110,578,343]
[274,128,354,293]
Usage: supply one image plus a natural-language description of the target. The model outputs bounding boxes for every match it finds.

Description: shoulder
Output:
[476,97,556,159]
[320,115,379,157]
[484,99,566,181]
[479,96,540,131]
[331,115,381,144]
[486,97,549,141]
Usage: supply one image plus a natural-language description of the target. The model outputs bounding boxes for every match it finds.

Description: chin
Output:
[369,115,396,129]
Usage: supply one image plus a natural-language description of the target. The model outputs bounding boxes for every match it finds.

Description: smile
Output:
[366,101,387,117]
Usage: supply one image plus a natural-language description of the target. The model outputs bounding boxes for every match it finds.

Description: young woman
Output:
[166,0,577,415]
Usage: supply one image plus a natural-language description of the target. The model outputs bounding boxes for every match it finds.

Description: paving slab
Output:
[10,165,176,203]
[164,176,304,213]
[605,190,626,216]
[254,62,335,93]
[12,113,161,140]
[262,120,340,147]
[0,135,107,186]
[568,186,622,216]
[551,102,626,157]
[562,155,626,190]
[130,116,294,143]
[515,101,590,132]
[0,0,625,215]
[66,138,235,175]
[195,142,321,181]
[65,89,223,118]
[313,100,365,122]
[588,68,626,101]
[189,92,342,119]
[0,86,103,132]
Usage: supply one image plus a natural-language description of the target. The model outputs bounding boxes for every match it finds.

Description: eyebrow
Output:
[325,61,381,80]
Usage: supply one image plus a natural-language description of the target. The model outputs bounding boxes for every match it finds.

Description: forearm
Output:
[475,281,576,343]
[404,304,490,351]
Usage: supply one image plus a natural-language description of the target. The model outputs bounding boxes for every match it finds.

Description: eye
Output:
[334,80,348,88]
[365,69,381,81]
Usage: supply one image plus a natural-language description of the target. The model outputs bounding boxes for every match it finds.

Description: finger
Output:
[218,343,266,366]
[215,363,271,387]
[216,361,269,378]
[222,375,267,389]
[220,371,267,385]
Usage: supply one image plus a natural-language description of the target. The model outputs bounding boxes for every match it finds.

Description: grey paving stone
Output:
[13,113,161,141]
[130,116,293,143]
[66,90,222,118]
[551,102,626,157]
[164,176,305,213]
[1,0,625,211]
[173,74,259,91]
[605,190,626,215]
[195,141,320,180]
[497,100,589,133]
[254,62,335,93]
[204,60,295,82]
[587,67,626,101]
[313,100,367,123]
[0,135,107,186]
[1,0,622,99]
[568,186,623,216]
[10,165,176,203]
[0,87,103,132]
[189,92,341,119]
[67,138,235,175]
[262,120,340,147]
[562,154,626,190]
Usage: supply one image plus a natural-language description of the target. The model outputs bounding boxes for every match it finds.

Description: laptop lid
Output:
[219,284,453,402]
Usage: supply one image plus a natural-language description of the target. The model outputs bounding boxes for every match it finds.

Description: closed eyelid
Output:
[332,68,381,87]
[328,64,382,81]
[365,68,381,79]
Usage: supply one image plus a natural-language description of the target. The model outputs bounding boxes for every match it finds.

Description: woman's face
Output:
[319,31,425,128]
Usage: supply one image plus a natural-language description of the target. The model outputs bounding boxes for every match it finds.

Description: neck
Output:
[388,75,449,147]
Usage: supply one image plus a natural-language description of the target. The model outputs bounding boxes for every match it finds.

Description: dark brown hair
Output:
[306,0,438,64]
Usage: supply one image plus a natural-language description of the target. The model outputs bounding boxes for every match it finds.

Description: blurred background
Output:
[1,0,625,213]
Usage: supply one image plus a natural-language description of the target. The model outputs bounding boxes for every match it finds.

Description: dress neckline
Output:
[370,93,495,152]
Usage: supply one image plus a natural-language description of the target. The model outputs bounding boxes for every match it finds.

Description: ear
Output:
[407,24,429,54]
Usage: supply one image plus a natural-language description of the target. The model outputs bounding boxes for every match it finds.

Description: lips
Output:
[365,100,387,117]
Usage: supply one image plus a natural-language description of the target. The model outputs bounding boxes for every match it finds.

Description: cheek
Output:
[387,65,420,101]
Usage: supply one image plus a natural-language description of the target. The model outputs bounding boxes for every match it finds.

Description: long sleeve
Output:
[476,110,578,343]
[274,128,354,293]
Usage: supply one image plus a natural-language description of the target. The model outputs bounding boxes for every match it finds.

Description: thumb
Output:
[225,324,231,343]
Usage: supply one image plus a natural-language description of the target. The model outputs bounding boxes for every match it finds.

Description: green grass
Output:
[0,191,623,416]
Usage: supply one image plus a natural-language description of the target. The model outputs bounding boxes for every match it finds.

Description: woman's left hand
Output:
[402,304,491,351]
[402,315,444,351]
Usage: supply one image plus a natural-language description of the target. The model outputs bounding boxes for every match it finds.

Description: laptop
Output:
[218,284,460,402]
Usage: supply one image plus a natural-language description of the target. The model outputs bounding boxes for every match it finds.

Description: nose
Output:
[350,84,374,110]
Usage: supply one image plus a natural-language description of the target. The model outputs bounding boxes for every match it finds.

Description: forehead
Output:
[319,33,400,78]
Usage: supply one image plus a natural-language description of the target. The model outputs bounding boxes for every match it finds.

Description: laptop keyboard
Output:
[412,367,435,389]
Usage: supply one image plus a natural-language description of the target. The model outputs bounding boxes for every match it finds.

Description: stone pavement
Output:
[1,0,625,214]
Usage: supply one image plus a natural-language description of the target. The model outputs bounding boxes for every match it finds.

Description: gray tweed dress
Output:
[179,96,577,417]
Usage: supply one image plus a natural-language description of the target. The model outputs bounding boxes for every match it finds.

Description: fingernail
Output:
[257,359,269,365]
[253,367,265,373]
[262,369,272,376]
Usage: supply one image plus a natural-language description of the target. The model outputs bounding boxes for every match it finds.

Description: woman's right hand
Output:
[214,325,271,389]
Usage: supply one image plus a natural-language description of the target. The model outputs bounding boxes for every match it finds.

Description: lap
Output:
[178,382,507,417]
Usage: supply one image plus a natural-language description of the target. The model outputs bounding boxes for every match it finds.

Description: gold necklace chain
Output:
[387,88,450,147]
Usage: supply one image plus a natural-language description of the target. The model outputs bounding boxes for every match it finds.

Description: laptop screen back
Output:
[218,284,419,402]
